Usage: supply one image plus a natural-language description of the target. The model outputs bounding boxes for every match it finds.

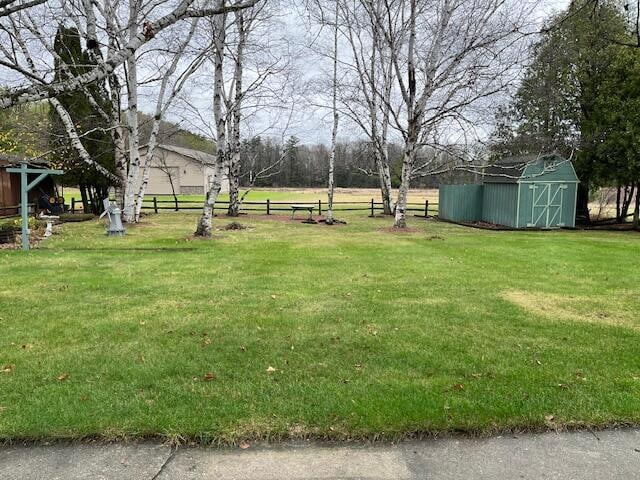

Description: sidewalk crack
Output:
[151,446,177,480]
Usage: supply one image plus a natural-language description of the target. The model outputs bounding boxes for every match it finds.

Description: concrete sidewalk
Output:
[1,428,638,480]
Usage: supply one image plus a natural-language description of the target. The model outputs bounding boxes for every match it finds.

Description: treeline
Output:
[238,135,468,190]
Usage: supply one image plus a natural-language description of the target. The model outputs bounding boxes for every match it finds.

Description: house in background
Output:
[137,144,229,196]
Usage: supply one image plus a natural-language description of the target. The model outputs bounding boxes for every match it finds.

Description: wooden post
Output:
[71,198,75,214]
[318,199,322,216]
[174,197,179,211]
[424,200,429,217]
[267,199,270,215]
[370,198,374,217]
[153,196,158,214]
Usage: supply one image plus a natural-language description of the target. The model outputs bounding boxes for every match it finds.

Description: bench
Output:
[290,204,315,220]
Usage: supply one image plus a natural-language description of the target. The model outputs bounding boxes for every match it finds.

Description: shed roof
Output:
[0,153,50,168]
[484,154,578,183]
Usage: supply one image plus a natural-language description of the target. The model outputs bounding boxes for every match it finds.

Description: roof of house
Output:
[154,144,216,166]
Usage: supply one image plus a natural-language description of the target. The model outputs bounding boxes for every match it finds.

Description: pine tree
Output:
[49,25,116,214]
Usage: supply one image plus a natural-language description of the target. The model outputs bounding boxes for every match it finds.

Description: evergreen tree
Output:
[491,0,636,222]
[49,25,115,214]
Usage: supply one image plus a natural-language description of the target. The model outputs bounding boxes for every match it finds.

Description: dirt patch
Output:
[502,290,638,330]
[235,214,326,224]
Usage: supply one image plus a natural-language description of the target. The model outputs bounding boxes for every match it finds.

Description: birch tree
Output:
[195,0,228,237]
[338,0,395,214]
[325,0,339,225]
[370,0,536,227]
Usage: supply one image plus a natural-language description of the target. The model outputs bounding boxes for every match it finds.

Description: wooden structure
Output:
[0,155,22,216]
[6,162,63,250]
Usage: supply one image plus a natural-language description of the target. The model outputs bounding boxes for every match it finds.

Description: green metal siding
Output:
[521,156,578,183]
[482,183,519,227]
[517,182,577,228]
[438,184,483,222]
[439,156,579,228]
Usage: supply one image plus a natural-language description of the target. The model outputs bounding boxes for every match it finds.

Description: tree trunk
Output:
[634,182,639,229]
[196,2,227,237]
[326,0,339,225]
[616,184,621,222]
[122,1,141,223]
[227,158,241,216]
[576,182,590,224]
[394,142,415,228]
[227,11,246,217]
[376,146,393,215]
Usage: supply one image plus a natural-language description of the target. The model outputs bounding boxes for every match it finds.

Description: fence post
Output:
[370,198,374,217]
[267,199,270,215]
[318,199,322,216]
[424,200,429,217]
[71,198,75,214]
[153,196,158,214]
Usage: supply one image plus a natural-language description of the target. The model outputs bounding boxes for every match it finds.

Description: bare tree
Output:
[0,0,259,109]
[134,18,202,222]
[369,0,535,227]
[195,0,228,237]
[325,0,339,224]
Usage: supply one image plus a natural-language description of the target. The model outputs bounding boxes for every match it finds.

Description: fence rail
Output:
[136,196,438,217]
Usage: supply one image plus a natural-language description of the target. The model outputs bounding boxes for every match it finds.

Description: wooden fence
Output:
[139,197,438,217]
[68,196,439,217]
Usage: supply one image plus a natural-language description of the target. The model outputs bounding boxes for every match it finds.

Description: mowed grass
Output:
[1,211,639,443]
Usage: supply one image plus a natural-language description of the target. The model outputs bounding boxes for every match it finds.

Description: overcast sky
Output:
[154,0,572,147]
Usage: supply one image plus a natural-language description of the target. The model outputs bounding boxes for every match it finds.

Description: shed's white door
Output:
[527,183,567,228]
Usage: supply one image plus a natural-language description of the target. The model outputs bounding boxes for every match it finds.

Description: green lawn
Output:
[1,212,639,443]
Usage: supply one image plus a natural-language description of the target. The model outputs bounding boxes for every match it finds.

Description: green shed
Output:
[439,154,579,228]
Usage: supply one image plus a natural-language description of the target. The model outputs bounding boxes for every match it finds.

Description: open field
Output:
[61,187,439,204]
[1,211,639,443]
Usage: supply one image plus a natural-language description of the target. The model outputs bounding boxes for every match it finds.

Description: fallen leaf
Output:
[57,373,69,381]
[202,337,212,346]
[451,383,465,391]
[1,364,13,373]
[270,295,277,299]
[203,372,216,381]
[240,346,246,352]
[21,344,33,349]
[239,441,251,449]
[266,366,276,373]
[354,364,363,370]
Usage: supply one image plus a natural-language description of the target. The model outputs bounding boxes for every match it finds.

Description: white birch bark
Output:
[325,0,339,225]
[0,0,259,109]
[49,97,119,181]
[196,2,228,237]
[122,0,141,223]
[227,10,246,217]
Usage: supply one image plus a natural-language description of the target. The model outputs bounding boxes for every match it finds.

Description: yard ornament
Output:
[100,198,126,237]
